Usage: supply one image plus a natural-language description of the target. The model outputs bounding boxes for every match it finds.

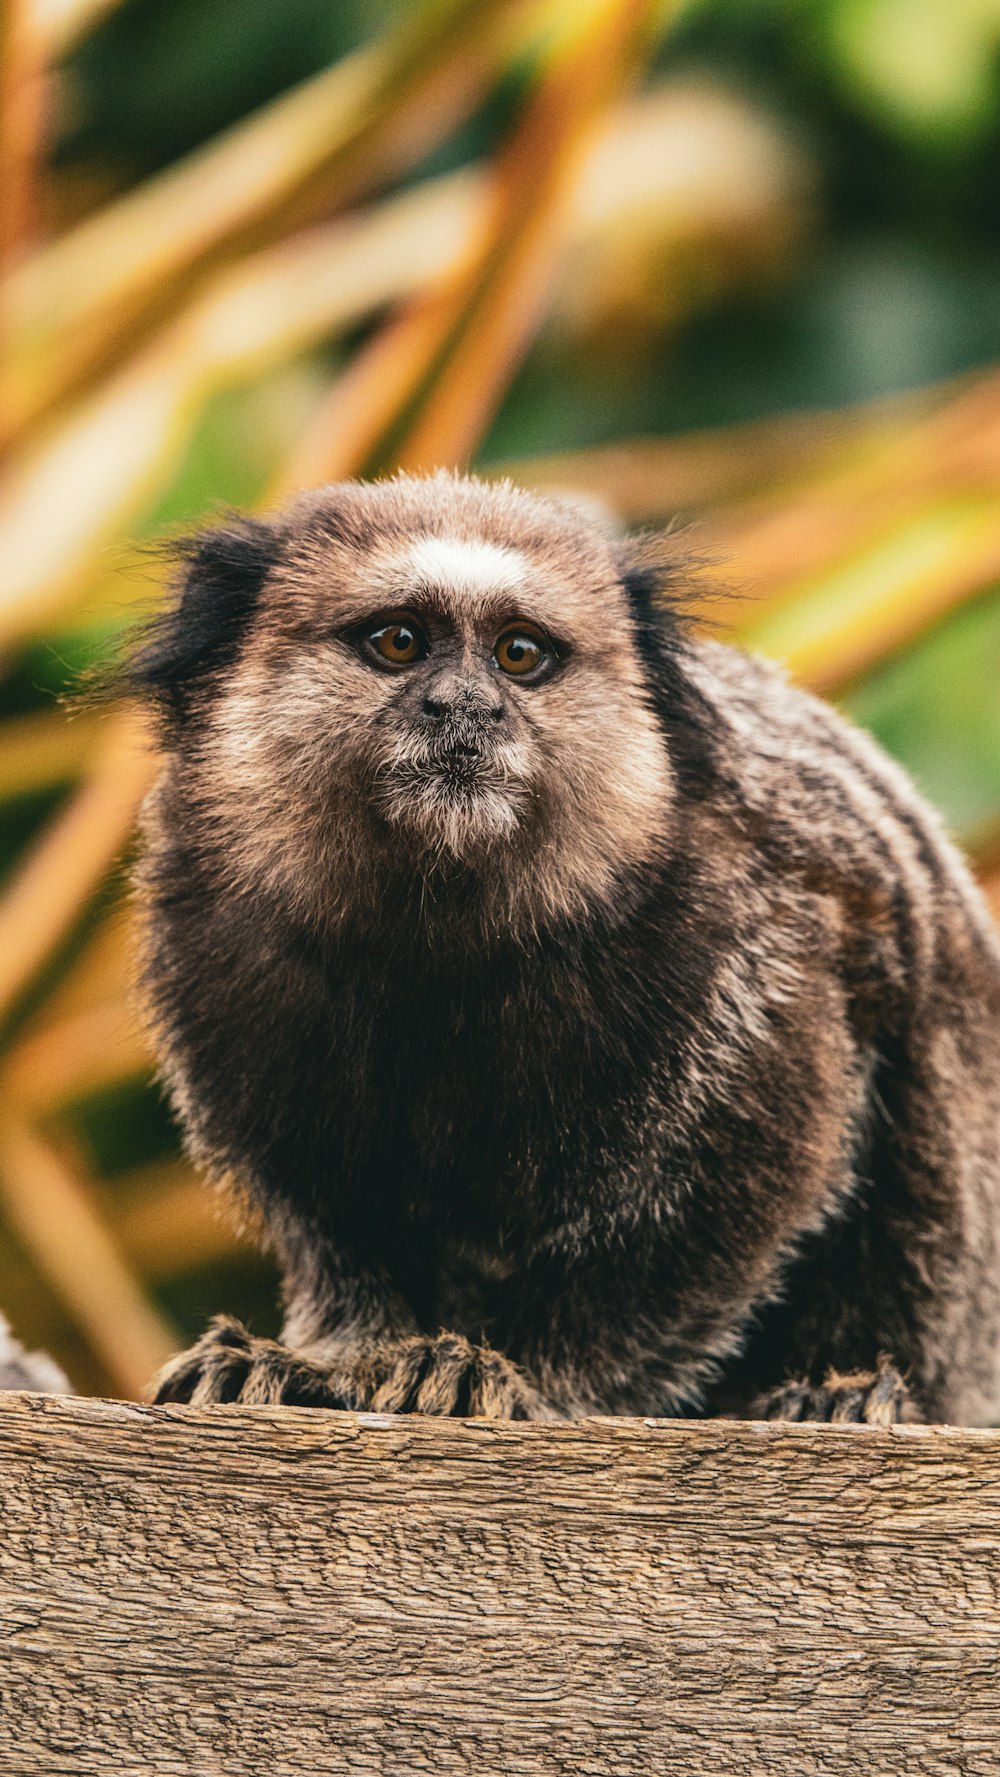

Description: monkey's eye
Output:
[366,619,428,667]
[494,625,550,679]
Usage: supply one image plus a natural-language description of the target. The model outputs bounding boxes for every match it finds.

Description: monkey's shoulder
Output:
[682,640,977,890]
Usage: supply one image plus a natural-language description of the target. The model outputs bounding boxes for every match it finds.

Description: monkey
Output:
[129,470,1000,1427]
[0,1314,69,1395]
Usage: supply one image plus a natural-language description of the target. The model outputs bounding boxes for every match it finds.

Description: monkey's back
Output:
[686,640,1000,1424]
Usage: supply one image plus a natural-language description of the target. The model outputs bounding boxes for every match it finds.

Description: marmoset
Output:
[0,1314,69,1394]
[134,472,1000,1426]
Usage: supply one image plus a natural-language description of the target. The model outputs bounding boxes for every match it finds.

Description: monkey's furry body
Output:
[136,473,1000,1425]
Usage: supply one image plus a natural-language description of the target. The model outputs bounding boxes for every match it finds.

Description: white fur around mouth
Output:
[374,754,529,854]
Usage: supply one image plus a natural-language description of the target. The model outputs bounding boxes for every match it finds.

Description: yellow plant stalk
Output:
[0,1111,177,1394]
[393,0,669,473]
[496,386,940,522]
[4,0,536,440]
[4,999,149,1111]
[275,293,463,492]
[739,497,1000,694]
[706,368,1000,599]
[113,1162,249,1281]
[0,706,152,1029]
[0,0,45,271]
[22,899,132,1025]
[281,0,672,488]
[0,169,483,651]
[0,79,804,651]
[27,0,126,58]
[0,704,101,795]
[0,0,49,446]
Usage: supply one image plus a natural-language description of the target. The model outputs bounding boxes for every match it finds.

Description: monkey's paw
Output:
[356,1332,545,1419]
[153,1320,546,1418]
[152,1317,350,1408]
[756,1354,916,1426]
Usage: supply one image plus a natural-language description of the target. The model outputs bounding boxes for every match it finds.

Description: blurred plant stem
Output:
[26,0,126,59]
[0,1110,177,1392]
[4,0,538,446]
[277,0,671,485]
[4,74,803,653]
[0,0,48,446]
[0,706,150,1032]
[503,366,1000,693]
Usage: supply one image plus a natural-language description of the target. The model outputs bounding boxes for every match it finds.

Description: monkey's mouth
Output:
[374,733,531,850]
[432,739,488,786]
[394,746,505,798]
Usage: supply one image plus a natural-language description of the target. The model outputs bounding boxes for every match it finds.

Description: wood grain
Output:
[1,1392,999,1775]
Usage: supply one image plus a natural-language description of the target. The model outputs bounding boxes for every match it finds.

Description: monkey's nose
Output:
[423,691,503,722]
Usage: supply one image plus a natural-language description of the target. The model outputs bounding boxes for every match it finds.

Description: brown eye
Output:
[494,626,549,678]
[368,620,427,666]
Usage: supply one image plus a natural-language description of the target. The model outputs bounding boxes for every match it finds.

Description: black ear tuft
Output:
[620,560,674,663]
[128,516,284,731]
[617,530,720,791]
[616,530,696,675]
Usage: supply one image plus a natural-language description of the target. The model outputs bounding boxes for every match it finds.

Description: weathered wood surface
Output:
[1,1395,999,1776]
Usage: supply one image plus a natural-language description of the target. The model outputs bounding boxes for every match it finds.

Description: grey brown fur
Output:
[0,1314,69,1395]
[132,472,1000,1426]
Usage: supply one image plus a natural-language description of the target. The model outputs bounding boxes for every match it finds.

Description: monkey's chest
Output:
[331,1001,590,1226]
[321,954,663,1247]
[426,1234,520,1338]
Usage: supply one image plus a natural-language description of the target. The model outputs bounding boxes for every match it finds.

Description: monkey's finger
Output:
[802,1385,836,1422]
[467,1348,530,1419]
[828,1385,868,1422]
[863,1360,907,1426]
[151,1347,211,1403]
[309,1369,365,1410]
[189,1354,250,1405]
[759,1380,811,1421]
[204,1314,255,1350]
[370,1337,433,1412]
[242,1351,348,1408]
[151,1368,197,1404]
[151,1316,257,1403]
[413,1334,475,1414]
[239,1355,298,1406]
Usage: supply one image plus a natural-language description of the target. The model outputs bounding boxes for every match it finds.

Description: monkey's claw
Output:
[757,1354,913,1425]
[152,1319,546,1418]
[152,1316,348,1408]
[359,1332,544,1419]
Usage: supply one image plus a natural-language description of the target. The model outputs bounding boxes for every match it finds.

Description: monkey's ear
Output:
[127,516,284,731]
[615,530,695,667]
[615,530,720,786]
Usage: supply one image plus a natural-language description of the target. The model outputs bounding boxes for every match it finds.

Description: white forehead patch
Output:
[402,535,528,596]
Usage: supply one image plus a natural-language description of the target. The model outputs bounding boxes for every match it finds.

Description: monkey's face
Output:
[327,541,561,859]
[148,476,675,931]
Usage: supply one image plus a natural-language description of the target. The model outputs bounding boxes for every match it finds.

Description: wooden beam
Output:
[2,1393,999,1774]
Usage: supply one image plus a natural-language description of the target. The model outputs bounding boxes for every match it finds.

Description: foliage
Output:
[0,0,997,1392]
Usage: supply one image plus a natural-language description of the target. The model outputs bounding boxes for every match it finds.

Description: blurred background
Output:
[1,0,999,1396]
